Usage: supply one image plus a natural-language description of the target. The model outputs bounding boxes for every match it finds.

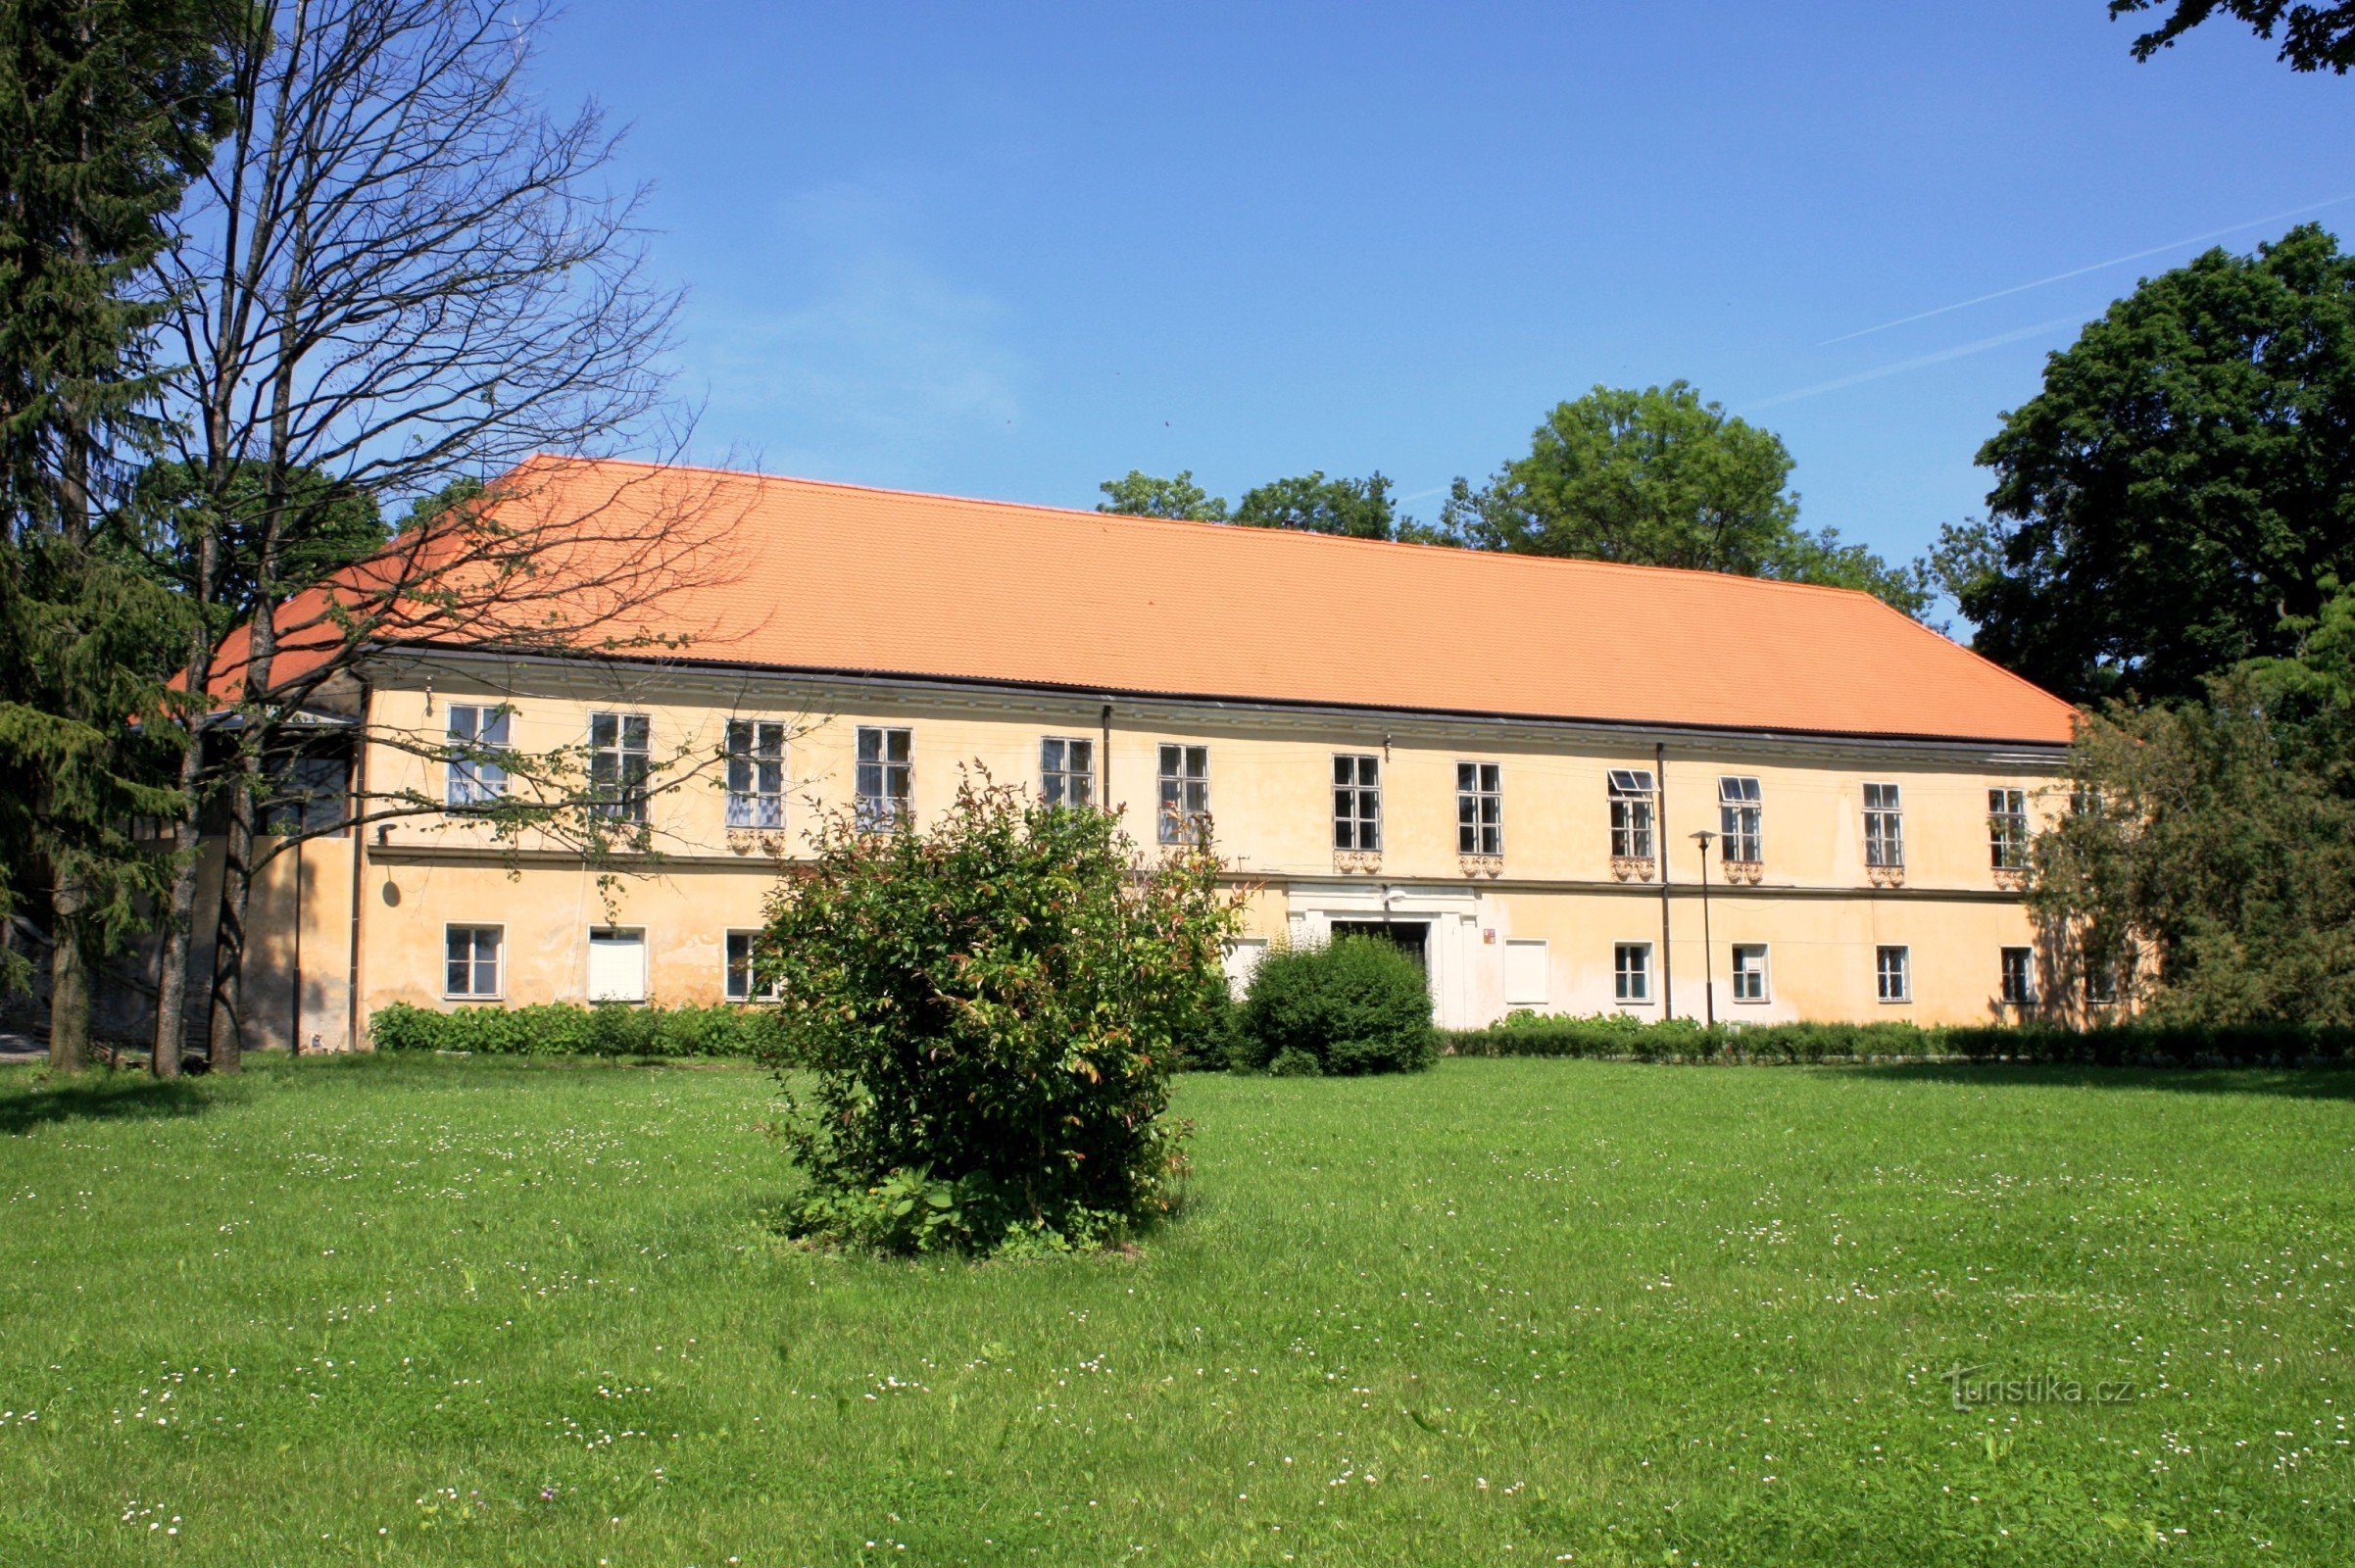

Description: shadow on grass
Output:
[0,1068,215,1135]
[1817,1060,2355,1102]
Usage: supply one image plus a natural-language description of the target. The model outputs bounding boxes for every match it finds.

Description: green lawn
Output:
[1,1055,2350,1566]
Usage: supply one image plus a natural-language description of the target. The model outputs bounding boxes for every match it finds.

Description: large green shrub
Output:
[759,774,1239,1255]
[1233,936,1438,1075]
[370,1000,783,1058]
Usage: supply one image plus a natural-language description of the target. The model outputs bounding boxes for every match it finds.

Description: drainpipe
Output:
[1656,740,1672,1021]
[1100,702,1112,808]
[346,679,370,1053]
[290,834,304,1054]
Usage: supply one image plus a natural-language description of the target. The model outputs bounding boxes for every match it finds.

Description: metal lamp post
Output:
[1690,828,1717,1028]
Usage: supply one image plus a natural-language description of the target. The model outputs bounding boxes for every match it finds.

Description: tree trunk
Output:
[48,867,89,1073]
[206,767,256,1073]
[149,741,206,1078]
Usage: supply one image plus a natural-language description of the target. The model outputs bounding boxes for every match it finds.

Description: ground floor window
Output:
[1876,945,1911,1003]
[588,927,647,1003]
[1614,942,1652,1003]
[724,931,778,1001]
[2000,946,2036,1005]
[1503,938,1549,1007]
[1731,943,1769,1003]
[445,925,502,999]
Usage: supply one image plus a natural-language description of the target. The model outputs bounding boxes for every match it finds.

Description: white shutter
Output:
[1503,938,1550,1007]
[587,928,646,1003]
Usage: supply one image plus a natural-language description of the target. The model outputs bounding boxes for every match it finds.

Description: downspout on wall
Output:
[346,678,370,1053]
[1657,739,1672,1021]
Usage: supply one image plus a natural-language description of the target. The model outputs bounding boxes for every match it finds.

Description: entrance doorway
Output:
[1330,919,1430,970]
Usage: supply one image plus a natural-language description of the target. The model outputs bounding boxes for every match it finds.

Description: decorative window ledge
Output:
[1992,866,2029,892]
[1721,859,1764,886]
[724,825,787,855]
[1333,850,1384,875]
[1458,854,1503,879]
[1866,863,1906,888]
[1609,855,1656,883]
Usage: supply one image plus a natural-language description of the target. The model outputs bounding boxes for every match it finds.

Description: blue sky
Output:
[534,2,2355,577]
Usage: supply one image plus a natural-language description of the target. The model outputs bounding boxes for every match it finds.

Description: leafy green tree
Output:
[0,0,229,1069]
[2112,0,2355,73]
[1442,383,1932,616]
[1948,225,2355,704]
[1232,470,1402,540]
[1096,468,1228,521]
[760,772,1239,1254]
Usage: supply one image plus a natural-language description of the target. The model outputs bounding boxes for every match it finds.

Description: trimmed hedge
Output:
[370,1001,787,1060]
[1439,1012,2355,1067]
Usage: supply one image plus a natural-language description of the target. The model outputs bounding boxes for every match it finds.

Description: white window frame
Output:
[1989,787,2029,871]
[1457,761,1502,857]
[724,930,779,1002]
[856,726,912,831]
[1731,943,1770,1004]
[1333,753,1381,853]
[1999,946,2036,1005]
[587,926,649,1004]
[1040,736,1096,808]
[725,719,788,830]
[1614,941,1653,1004]
[1876,944,1912,1004]
[445,704,511,808]
[1863,782,1904,869]
[444,924,504,1000]
[1718,775,1762,863]
[1503,938,1549,1007]
[1607,769,1656,859]
[1157,743,1210,845]
[590,711,651,823]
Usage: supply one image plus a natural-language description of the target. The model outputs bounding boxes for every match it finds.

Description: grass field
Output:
[1,1054,2350,1566]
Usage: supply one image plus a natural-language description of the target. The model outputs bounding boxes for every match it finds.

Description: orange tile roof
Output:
[228,457,2081,747]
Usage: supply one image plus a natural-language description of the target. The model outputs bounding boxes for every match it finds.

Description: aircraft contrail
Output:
[1747,317,2084,413]
[1821,194,2355,346]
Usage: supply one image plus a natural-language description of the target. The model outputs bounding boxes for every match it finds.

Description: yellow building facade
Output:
[200,461,2085,1051]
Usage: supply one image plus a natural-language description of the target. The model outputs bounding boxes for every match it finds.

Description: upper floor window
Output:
[1876,944,1911,1003]
[1041,736,1096,808]
[1718,775,1762,862]
[589,711,650,823]
[1158,744,1209,845]
[1607,769,1656,859]
[1999,946,2036,1005]
[1989,787,2029,871]
[1863,782,1904,868]
[856,726,912,830]
[725,719,787,830]
[1333,754,1381,852]
[264,746,350,835]
[446,704,510,808]
[1457,761,1502,856]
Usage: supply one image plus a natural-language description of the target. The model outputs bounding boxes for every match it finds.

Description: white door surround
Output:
[1285,881,1481,1028]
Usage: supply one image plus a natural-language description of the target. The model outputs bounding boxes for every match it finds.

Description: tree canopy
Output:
[1441,383,1932,615]
[1097,468,1227,521]
[1944,224,2355,705]
[2111,0,2355,73]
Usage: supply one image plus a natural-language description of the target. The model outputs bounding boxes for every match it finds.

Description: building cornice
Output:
[357,643,2074,771]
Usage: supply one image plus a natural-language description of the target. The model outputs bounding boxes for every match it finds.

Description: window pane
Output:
[590,713,615,749]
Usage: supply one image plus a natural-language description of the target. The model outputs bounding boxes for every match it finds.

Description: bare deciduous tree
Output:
[147,0,728,1073]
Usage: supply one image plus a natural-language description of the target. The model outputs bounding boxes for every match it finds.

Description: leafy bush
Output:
[370,1000,784,1058]
[759,773,1239,1255]
[1232,936,1438,1075]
